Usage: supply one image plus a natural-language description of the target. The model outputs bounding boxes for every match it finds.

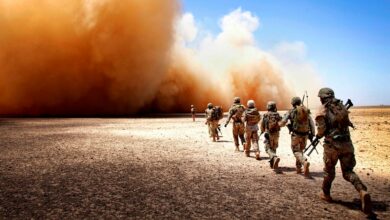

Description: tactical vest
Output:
[231,104,245,122]
[325,100,351,138]
[212,106,223,120]
[264,112,281,133]
[291,105,309,134]
[245,108,260,126]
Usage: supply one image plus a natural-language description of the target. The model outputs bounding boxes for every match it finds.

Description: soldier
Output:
[242,100,261,160]
[191,104,196,122]
[261,101,282,169]
[279,97,315,177]
[225,97,246,151]
[315,88,372,214]
[205,103,219,142]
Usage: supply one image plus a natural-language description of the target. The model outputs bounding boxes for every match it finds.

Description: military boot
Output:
[273,157,280,170]
[255,152,260,160]
[303,161,310,176]
[320,192,333,202]
[244,144,250,157]
[360,190,372,214]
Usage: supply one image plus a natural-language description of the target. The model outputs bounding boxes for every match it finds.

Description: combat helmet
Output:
[267,101,277,111]
[234,97,241,104]
[318,87,335,98]
[207,103,213,109]
[247,100,255,108]
[291,97,302,106]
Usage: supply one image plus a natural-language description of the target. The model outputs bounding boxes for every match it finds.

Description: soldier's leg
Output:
[339,142,367,192]
[232,124,240,151]
[300,136,310,176]
[322,143,338,198]
[238,123,246,146]
[291,135,305,172]
[207,123,212,138]
[210,123,217,142]
[244,130,251,157]
[340,151,372,214]
[269,133,280,169]
[252,131,260,160]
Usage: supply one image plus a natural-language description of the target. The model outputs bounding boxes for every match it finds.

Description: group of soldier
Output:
[191,87,373,215]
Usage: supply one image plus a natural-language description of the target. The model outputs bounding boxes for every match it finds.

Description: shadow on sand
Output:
[332,198,388,220]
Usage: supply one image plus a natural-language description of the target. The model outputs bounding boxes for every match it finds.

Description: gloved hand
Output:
[308,133,314,142]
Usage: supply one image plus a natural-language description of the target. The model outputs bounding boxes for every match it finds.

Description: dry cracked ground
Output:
[0,108,389,219]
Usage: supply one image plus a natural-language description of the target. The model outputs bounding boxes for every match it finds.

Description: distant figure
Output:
[260,101,282,170]
[279,97,314,177]
[225,97,246,152]
[315,87,372,214]
[191,105,196,122]
[242,100,261,160]
[205,103,220,142]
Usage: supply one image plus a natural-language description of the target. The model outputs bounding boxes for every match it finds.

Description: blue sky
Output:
[181,0,390,105]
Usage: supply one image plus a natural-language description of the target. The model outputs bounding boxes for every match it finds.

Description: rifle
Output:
[304,98,354,156]
[303,136,320,156]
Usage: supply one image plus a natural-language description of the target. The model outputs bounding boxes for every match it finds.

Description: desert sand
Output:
[0,108,389,219]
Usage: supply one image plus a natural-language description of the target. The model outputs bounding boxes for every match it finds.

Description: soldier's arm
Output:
[315,105,327,138]
[308,115,316,135]
[260,115,266,132]
[278,112,290,127]
[241,111,247,122]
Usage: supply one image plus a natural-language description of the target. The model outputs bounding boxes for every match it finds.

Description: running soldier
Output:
[279,97,315,177]
[191,105,196,122]
[315,88,372,214]
[261,101,282,169]
[205,103,220,142]
[225,97,246,151]
[242,100,261,160]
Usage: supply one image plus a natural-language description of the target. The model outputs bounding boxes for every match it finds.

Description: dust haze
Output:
[0,1,320,115]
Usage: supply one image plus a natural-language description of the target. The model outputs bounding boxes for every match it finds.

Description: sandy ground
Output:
[0,108,389,219]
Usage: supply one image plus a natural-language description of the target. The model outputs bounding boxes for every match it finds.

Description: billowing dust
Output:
[0,1,314,115]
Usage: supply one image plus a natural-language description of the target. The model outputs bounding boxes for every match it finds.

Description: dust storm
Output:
[0,0,306,115]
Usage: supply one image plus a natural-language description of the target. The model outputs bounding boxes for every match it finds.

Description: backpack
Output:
[292,105,309,133]
[232,105,245,121]
[266,112,281,133]
[327,101,351,130]
[212,106,224,120]
[245,108,260,125]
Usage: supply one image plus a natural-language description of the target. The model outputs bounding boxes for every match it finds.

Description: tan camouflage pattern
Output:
[261,111,281,160]
[245,129,259,154]
[243,107,260,154]
[233,122,245,147]
[316,100,367,195]
[264,132,279,160]
[227,104,246,147]
[205,108,219,140]
[291,134,308,168]
[322,140,367,195]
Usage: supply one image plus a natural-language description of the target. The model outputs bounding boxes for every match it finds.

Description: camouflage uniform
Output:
[315,88,371,213]
[205,105,219,142]
[225,101,246,151]
[279,97,315,175]
[191,105,196,122]
[261,103,282,169]
[242,100,261,159]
